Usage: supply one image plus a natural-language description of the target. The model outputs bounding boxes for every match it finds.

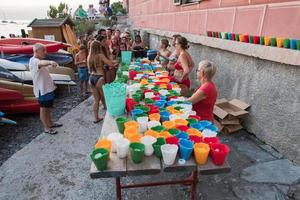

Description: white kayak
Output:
[0,58,27,71]
[11,71,72,81]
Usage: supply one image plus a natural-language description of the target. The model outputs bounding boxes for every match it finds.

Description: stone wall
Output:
[147,33,300,164]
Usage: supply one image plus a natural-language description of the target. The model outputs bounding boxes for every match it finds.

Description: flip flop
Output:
[93,118,103,124]
[44,129,58,135]
[50,122,63,128]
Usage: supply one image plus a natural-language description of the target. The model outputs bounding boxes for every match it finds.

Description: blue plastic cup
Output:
[167,101,176,106]
[131,109,143,121]
[121,51,132,65]
[290,39,297,50]
[190,123,205,131]
[175,132,189,140]
[179,139,194,160]
[205,124,218,132]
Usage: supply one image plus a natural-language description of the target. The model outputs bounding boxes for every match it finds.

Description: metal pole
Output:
[116,177,122,200]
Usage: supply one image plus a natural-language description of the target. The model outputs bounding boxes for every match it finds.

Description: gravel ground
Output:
[0,83,89,166]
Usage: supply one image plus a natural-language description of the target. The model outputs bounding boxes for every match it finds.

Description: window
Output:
[173,0,201,6]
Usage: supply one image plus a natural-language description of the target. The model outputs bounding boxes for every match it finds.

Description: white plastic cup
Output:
[189,111,196,116]
[141,135,157,156]
[159,89,169,96]
[169,114,181,121]
[147,120,161,130]
[137,116,149,133]
[116,138,130,158]
[161,144,178,165]
[202,129,218,138]
[173,87,181,94]
[145,92,155,98]
[107,132,123,153]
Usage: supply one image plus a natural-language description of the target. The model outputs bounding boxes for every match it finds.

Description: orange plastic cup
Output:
[264,37,270,46]
[277,37,283,48]
[124,127,139,139]
[162,121,176,130]
[95,139,112,153]
[159,84,167,89]
[187,128,202,137]
[149,113,160,121]
[158,131,172,139]
[175,119,188,127]
[124,120,139,130]
[239,34,245,42]
[194,143,210,165]
[144,129,159,138]
[166,106,175,112]
[129,134,142,143]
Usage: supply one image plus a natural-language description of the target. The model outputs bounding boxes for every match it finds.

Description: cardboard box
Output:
[223,124,243,134]
[214,98,250,120]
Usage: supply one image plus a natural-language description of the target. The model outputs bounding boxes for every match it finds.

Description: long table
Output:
[90,113,231,200]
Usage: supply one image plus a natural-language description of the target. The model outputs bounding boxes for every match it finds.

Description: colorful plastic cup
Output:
[175,119,188,127]
[210,143,230,165]
[149,113,160,121]
[189,115,202,121]
[231,33,236,41]
[175,132,189,140]
[129,142,145,164]
[129,134,142,143]
[235,34,240,41]
[169,128,180,135]
[152,137,166,158]
[158,131,172,139]
[107,133,123,153]
[205,124,218,132]
[131,109,143,120]
[116,138,130,158]
[187,118,198,125]
[203,137,220,148]
[194,143,210,165]
[132,93,141,102]
[147,120,161,130]
[95,139,112,153]
[260,36,265,45]
[249,35,254,43]
[177,125,189,132]
[264,37,271,46]
[179,139,194,160]
[162,121,176,130]
[124,120,139,130]
[161,144,178,165]
[141,135,157,156]
[165,136,179,146]
[116,117,129,134]
[187,128,202,137]
[90,148,109,171]
[270,37,277,46]
[137,116,149,133]
[144,129,159,138]
[290,39,297,49]
[253,36,260,44]
[202,129,218,138]
[276,37,284,48]
[189,135,203,144]
[297,40,300,50]
[124,127,139,139]
[151,125,166,133]
[283,39,290,48]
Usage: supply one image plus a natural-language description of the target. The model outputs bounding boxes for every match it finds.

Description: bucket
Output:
[276,37,283,48]
[283,39,290,48]
[116,138,130,158]
[205,124,218,132]
[131,109,143,121]
[129,142,145,164]
[207,31,212,37]
[141,135,157,156]
[129,134,142,143]
[210,143,230,165]
[179,139,194,160]
[187,118,198,125]
[194,143,210,165]
[121,51,132,65]
[249,35,254,43]
[264,37,270,46]
[116,117,129,134]
[177,125,189,132]
[107,133,124,153]
[103,82,127,117]
[90,148,109,171]
[235,34,240,41]
[175,119,188,127]
[152,137,166,158]
[161,144,178,165]
[95,139,112,153]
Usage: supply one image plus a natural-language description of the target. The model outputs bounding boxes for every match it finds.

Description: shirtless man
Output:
[75,45,89,96]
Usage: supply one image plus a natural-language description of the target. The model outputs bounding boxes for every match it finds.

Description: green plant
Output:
[111,2,126,15]
[47,2,69,18]
[74,20,96,36]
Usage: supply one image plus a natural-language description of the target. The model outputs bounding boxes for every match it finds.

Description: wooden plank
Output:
[162,155,197,172]
[198,158,231,175]
[126,154,161,176]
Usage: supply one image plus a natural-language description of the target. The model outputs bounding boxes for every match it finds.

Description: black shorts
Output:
[38,92,54,108]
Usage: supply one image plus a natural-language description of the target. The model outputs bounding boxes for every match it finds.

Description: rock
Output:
[232,182,286,200]
[241,159,300,185]
[275,184,290,195]
[259,144,284,159]
[288,184,300,200]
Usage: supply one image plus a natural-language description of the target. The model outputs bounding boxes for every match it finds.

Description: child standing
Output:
[75,45,89,96]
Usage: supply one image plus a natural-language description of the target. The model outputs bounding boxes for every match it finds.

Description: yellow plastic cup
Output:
[158,131,172,139]
[124,120,139,130]
[149,113,160,121]
[129,134,142,143]
[175,119,188,127]
[194,143,210,165]
[277,37,283,48]
[124,127,139,139]
[162,121,176,130]
[264,37,270,46]
[144,129,159,138]
[187,128,202,137]
[95,139,112,153]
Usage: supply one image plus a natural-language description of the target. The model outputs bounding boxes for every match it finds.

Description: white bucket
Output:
[116,138,130,158]
[161,144,178,165]
[141,135,157,156]
[107,132,123,153]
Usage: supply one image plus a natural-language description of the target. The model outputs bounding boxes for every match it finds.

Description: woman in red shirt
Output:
[187,60,218,122]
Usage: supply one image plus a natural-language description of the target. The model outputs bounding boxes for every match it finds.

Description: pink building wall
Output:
[128,0,300,39]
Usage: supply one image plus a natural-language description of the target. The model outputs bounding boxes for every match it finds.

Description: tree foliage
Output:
[74,20,96,36]
[47,2,68,18]
[111,2,126,15]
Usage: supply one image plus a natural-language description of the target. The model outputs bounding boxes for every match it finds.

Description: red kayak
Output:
[0,88,24,102]
[0,43,66,54]
[0,38,70,47]
[0,99,40,114]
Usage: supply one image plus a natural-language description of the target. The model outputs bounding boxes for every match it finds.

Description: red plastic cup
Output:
[177,125,189,132]
[151,96,160,101]
[244,35,249,43]
[188,115,202,121]
[129,70,137,80]
[189,135,203,144]
[126,98,138,112]
[203,137,220,148]
[207,31,212,37]
[231,33,236,41]
[165,136,179,146]
[143,89,153,94]
[167,84,172,90]
[210,143,230,165]
[253,36,260,44]
[215,32,219,38]
[168,96,177,100]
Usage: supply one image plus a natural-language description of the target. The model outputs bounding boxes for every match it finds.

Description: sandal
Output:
[93,118,103,124]
[44,129,58,135]
[50,122,63,128]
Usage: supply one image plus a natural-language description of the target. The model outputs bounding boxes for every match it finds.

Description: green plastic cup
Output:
[212,32,215,37]
[187,118,198,125]
[116,117,129,134]
[145,98,155,104]
[174,106,183,111]
[260,36,264,45]
[130,142,145,164]
[249,36,254,43]
[151,125,166,133]
[90,148,109,171]
[169,128,180,135]
[297,40,300,50]
[270,38,277,46]
[152,138,166,158]
[132,94,141,102]
[283,39,290,48]
[140,106,150,114]
[235,34,240,41]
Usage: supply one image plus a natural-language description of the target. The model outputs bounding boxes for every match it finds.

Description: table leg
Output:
[116,177,122,200]
[191,170,198,200]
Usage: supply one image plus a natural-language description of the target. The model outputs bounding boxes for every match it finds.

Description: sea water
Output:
[0,20,30,37]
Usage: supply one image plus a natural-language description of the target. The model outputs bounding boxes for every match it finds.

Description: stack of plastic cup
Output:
[95,139,112,153]
[147,120,161,130]
[194,143,210,165]
[161,144,178,165]
[179,139,194,160]
[141,135,157,156]
[210,143,230,165]
[116,117,129,134]
[116,138,130,158]
[129,142,145,164]
[90,148,109,171]
[137,116,149,133]
[152,138,166,158]
[107,133,123,153]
